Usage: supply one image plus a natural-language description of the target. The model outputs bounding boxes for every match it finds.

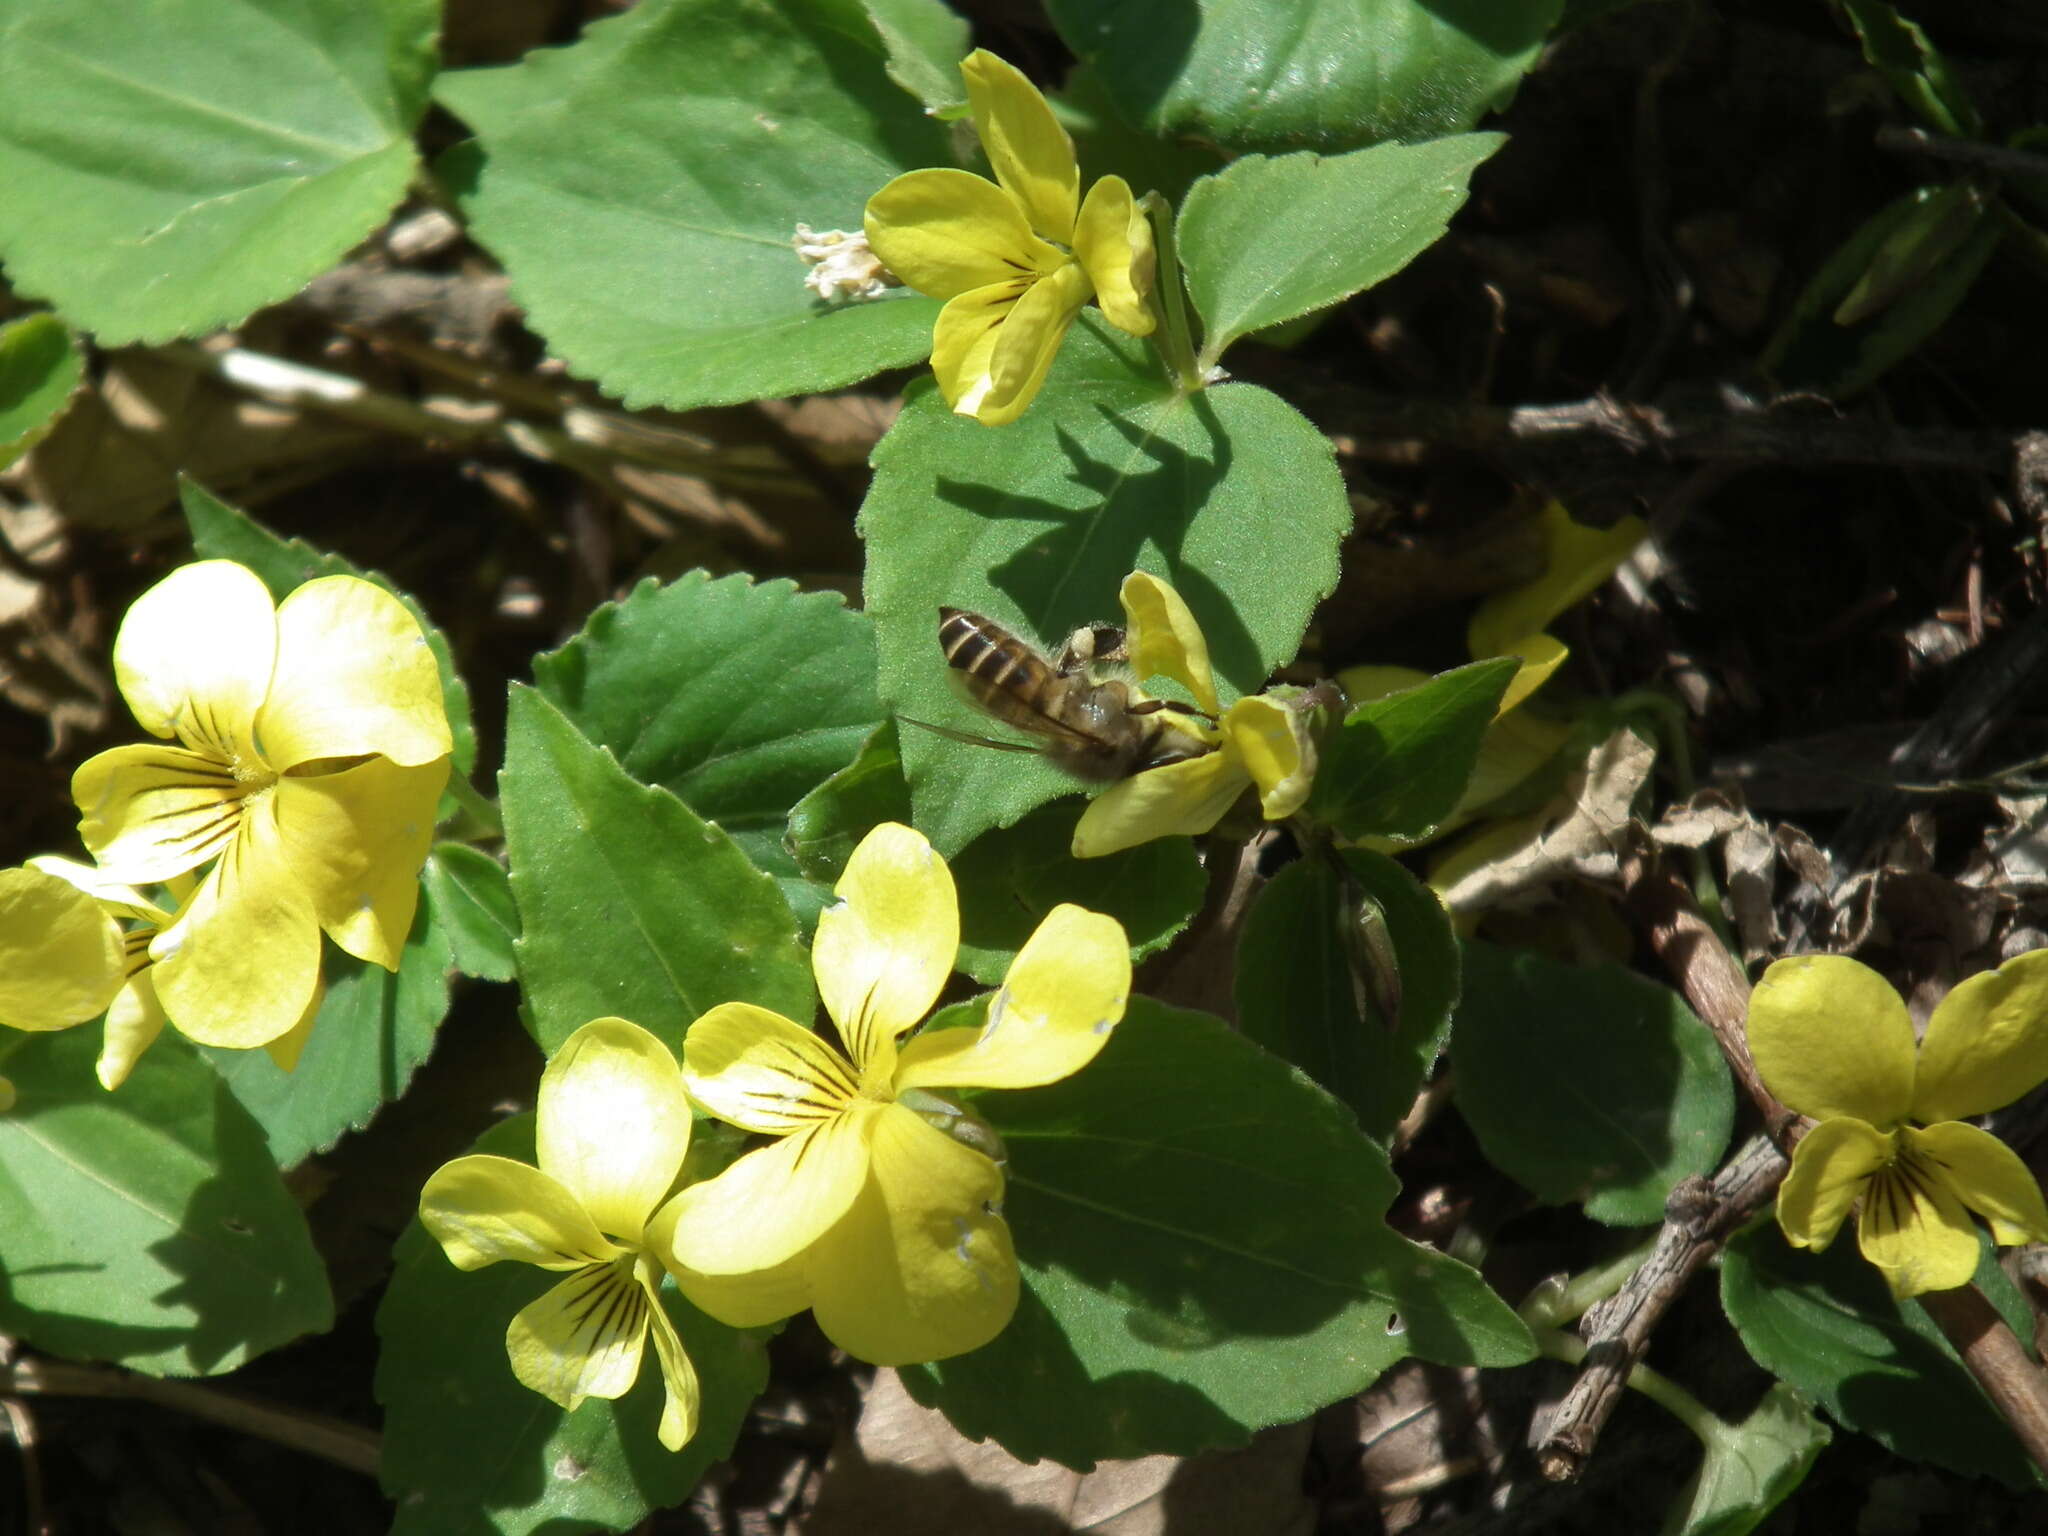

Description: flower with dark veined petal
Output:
[419,1017,703,1450]
[70,561,450,1052]
[0,856,322,1088]
[1071,572,1317,858]
[864,50,1155,426]
[1747,951,2048,1296]
[657,821,1130,1365]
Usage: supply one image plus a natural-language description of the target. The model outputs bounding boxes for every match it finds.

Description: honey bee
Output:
[934,607,1213,781]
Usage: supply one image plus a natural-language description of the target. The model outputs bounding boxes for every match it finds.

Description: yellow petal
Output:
[960,50,1078,243]
[1074,174,1155,337]
[1466,504,1647,661]
[111,560,274,759]
[72,743,246,885]
[650,1196,812,1328]
[26,854,167,925]
[98,965,167,1090]
[1224,695,1312,819]
[1775,1115,1892,1252]
[1856,1147,1984,1297]
[506,1257,650,1410]
[1119,571,1218,714]
[419,1154,628,1271]
[146,804,322,1049]
[660,1102,878,1275]
[1494,632,1569,714]
[260,576,453,770]
[1911,949,2048,1122]
[1466,707,1575,808]
[966,259,1090,427]
[538,1017,692,1243]
[1745,955,1915,1126]
[1907,1121,2048,1247]
[897,904,1128,1091]
[815,823,958,1075]
[1335,664,1431,704]
[638,1256,700,1451]
[865,168,1065,298]
[1071,749,1246,858]
[930,280,1030,415]
[682,1002,860,1134]
[259,971,325,1074]
[0,866,125,1031]
[275,757,448,972]
[803,1102,1017,1365]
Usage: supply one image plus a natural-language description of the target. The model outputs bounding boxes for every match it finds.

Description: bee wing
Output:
[897,715,1047,754]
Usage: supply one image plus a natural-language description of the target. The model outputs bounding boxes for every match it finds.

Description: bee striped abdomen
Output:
[939,607,1069,729]
[940,607,1050,697]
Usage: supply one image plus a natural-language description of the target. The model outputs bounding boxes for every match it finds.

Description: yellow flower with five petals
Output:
[0,856,322,1088]
[70,561,450,1052]
[864,49,1156,427]
[1071,572,1316,858]
[1746,951,2048,1297]
[659,821,1130,1365]
[419,1017,704,1450]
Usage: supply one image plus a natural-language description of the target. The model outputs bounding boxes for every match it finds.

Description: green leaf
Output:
[433,0,950,412]
[1046,0,1561,154]
[865,316,1350,854]
[1235,849,1459,1141]
[1056,62,1224,211]
[1449,942,1733,1225]
[1761,183,2002,398]
[1309,659,1518,842]
[0,0,437,343]
[500,686,814,1055]
[951,798,1204,984]
[785,720,914,884]
[1179,135,1502,367]
[902,998,1533,1468]
[531,571,882,895]
[377,1116,769,1535]
[0,1029,332,1375]
[1721,1221,2038,1489]
[180,479,478,777]
[201,891,453,1168]
[0,312,82,468]
[1841,0,1980,139]
[421,843,518,983]
[861,0,968,113]
[1661,1383,1830,1536]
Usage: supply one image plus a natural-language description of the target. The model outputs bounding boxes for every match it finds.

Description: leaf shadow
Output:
[932,393,1265,690]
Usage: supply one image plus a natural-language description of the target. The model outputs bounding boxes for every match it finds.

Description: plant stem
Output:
[1138,192,1203,392]
[1,1357,381,1476]
[443,770,504,841]
[1532,1325,1724,1444]
[1519,1235,1660,1328]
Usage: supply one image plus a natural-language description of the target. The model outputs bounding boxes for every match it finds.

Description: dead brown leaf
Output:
[801,1370,1313,1536]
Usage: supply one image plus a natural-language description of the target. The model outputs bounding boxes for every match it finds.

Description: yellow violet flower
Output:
[419,1017,703,1451]
[1072,572,1315,858]
[864,49,1156,426]
[659,821,1130,1366]
[71,561,451,1052]
[1747,951,2048,1297]
[1341,502,1647,854]
[0,857,321,1088]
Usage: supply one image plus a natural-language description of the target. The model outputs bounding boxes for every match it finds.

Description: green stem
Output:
[1138,192,1203,392]
[443,770,503,841]
[1531,1325,1725,1443]
[1518,1236,1659,1328]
